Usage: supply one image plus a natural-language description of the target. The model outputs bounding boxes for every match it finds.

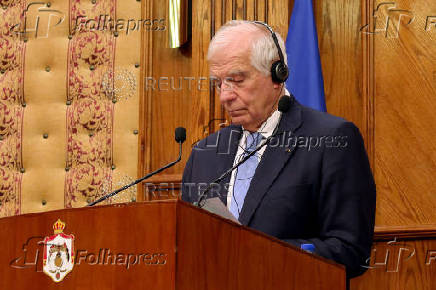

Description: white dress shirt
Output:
[226,109,282,209]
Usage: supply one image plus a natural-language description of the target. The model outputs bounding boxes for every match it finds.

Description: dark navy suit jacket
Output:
[182,96,376,278]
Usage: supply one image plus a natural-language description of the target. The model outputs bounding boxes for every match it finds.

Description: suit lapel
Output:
[238,99,303,225]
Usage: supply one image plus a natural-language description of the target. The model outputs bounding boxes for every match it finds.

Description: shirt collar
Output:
[255,110,281,139]
[241,108,281,140]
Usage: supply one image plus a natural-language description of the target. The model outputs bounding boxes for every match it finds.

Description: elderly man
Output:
[182,20,376,279]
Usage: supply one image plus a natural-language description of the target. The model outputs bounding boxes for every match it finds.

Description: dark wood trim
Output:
[265,0,268,24]
[211,0,215,37]
[209,1,216,133]
[138,0,154,201]
[222,0,226,25]
[254,0,257,20]
[374,225,436,240]
[144,173,183,184]
[361,0,375,169]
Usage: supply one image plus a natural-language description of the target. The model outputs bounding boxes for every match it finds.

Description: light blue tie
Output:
[230,132,262,220]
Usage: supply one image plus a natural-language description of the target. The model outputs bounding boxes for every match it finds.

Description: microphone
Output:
[175,127,187,143]
[88,127,187,206]
[194,95,292,208]
[278,94,291,113]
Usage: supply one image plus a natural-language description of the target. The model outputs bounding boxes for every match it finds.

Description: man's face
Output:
[209,35,281,132]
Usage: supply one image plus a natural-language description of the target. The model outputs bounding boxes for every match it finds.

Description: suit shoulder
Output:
[299,104,357,133]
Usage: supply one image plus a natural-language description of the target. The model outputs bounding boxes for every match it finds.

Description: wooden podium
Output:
[0,200,345,290]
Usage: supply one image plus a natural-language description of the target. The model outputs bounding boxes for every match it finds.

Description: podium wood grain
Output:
[0,201,345,289]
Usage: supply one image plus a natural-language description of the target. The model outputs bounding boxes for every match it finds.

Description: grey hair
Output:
[207,20,287,76]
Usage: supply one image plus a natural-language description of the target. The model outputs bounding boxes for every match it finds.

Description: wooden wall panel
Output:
[315,0,366,134]
[315,0,436,227]
[351,230,436,290]
[139,0,196,201]
[371,0,436,227]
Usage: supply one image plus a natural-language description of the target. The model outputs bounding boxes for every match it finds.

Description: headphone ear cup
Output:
[271,61,289,83]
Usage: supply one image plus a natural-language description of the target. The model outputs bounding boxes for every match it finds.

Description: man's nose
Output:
[218,83,237,102]
[219,89,237,103]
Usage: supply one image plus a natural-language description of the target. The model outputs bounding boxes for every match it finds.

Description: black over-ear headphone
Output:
[253,21,289,84]
[252,21,289,83]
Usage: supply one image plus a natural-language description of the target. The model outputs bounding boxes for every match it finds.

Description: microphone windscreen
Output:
[175,127,186,143]
[278,95,291,113]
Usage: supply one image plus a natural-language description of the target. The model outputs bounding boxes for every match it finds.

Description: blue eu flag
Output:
[285,0,326,112]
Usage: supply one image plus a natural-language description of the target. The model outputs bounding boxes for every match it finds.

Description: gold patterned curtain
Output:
[0,0,140,217]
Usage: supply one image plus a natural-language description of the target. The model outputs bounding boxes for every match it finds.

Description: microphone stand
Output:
[88,142,183,207]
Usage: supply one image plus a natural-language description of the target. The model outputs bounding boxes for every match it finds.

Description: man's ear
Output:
[273,82,281,89]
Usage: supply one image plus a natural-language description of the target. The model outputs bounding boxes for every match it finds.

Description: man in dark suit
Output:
[181,20,376,279]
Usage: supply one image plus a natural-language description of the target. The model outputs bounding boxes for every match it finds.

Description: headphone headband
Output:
[252,21,289,83]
